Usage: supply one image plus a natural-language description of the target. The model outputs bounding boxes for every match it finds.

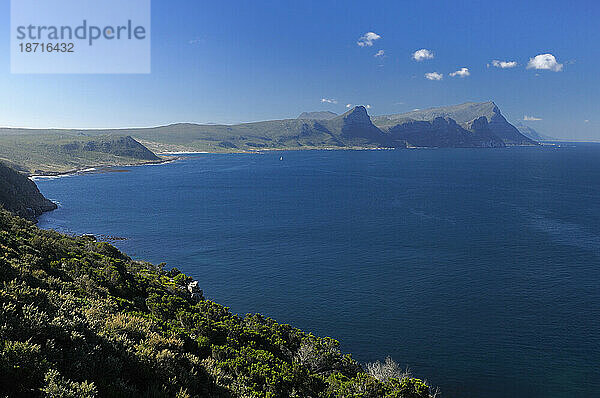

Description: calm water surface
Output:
[37,145,600,398]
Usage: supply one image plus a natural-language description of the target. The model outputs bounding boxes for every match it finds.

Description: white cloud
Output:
[413,49,434,61]
[524,115,542,121]
[585,119,590,123]
[357,32,381,47]
[346,104,352,108]
[321,98,338,104]
[365,105,372,109]
[491,60,517,69]
[527,54,563,72]
[450,67,470,77]
[425,72,443,81]
[374,50,385,58]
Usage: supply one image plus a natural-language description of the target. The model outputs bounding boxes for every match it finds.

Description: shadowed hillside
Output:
[372,102,537,147]
[0,162,56,220]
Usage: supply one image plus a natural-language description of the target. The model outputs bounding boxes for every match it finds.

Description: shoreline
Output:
[29,143,555,180]
[29,157,177,180]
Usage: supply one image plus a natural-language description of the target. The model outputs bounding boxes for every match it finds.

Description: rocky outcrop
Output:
[0,162,57,220]
[373,101,537,148]
[483,104,536,146]
[323,106,389,145]
[465,116,507,147]
[385,116,504,148]
[187,280,204,302]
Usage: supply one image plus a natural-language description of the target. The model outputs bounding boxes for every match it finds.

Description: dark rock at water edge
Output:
[0,162,57,221]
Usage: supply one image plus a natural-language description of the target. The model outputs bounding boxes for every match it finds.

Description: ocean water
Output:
[37,145,600,398]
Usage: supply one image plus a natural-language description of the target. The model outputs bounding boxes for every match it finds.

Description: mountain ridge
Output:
[297,111,338,120]
[513,121,556,141]
[113,102,535,151]
[0,102,537,173]
[372,102,536,146]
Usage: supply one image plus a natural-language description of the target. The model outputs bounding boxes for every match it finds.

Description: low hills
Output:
[0,134,162,175]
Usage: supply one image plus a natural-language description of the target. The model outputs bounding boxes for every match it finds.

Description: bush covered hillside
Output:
[0,208,435,397]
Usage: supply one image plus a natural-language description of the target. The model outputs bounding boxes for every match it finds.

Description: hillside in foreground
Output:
[0,201,436,397]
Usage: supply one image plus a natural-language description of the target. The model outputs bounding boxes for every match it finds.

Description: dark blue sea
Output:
[36,145,600,398]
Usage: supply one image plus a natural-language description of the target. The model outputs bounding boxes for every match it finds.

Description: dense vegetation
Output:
[0,208,436,397]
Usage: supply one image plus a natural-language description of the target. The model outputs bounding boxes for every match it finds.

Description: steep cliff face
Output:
[373,102,537,147]
[323,106,389,145]
[483,104,536,146]
[0,162,56,220]
[386,116,505,148]
[465,116,507,147]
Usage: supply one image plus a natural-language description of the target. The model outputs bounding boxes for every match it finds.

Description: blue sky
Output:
[0,0,598,139]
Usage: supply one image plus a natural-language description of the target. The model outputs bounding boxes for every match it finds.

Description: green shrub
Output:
[0,208,436,398]
[173,273,193,286]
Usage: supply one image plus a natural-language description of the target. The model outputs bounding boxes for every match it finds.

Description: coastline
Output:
[30,142,551,180]
[29,157,177,180]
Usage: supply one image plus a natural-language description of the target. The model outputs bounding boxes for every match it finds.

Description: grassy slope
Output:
[0,133,162,175]
[0,208,433,398]
[0,107,386,160]
[126,107,384,153]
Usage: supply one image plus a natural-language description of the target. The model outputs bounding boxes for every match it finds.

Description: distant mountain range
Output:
[0,101,538,174]
[297,111,338,120]
[512,122,556,141]
[109,101,536,153]
[294,102,536,148]
[371,102,536,147]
